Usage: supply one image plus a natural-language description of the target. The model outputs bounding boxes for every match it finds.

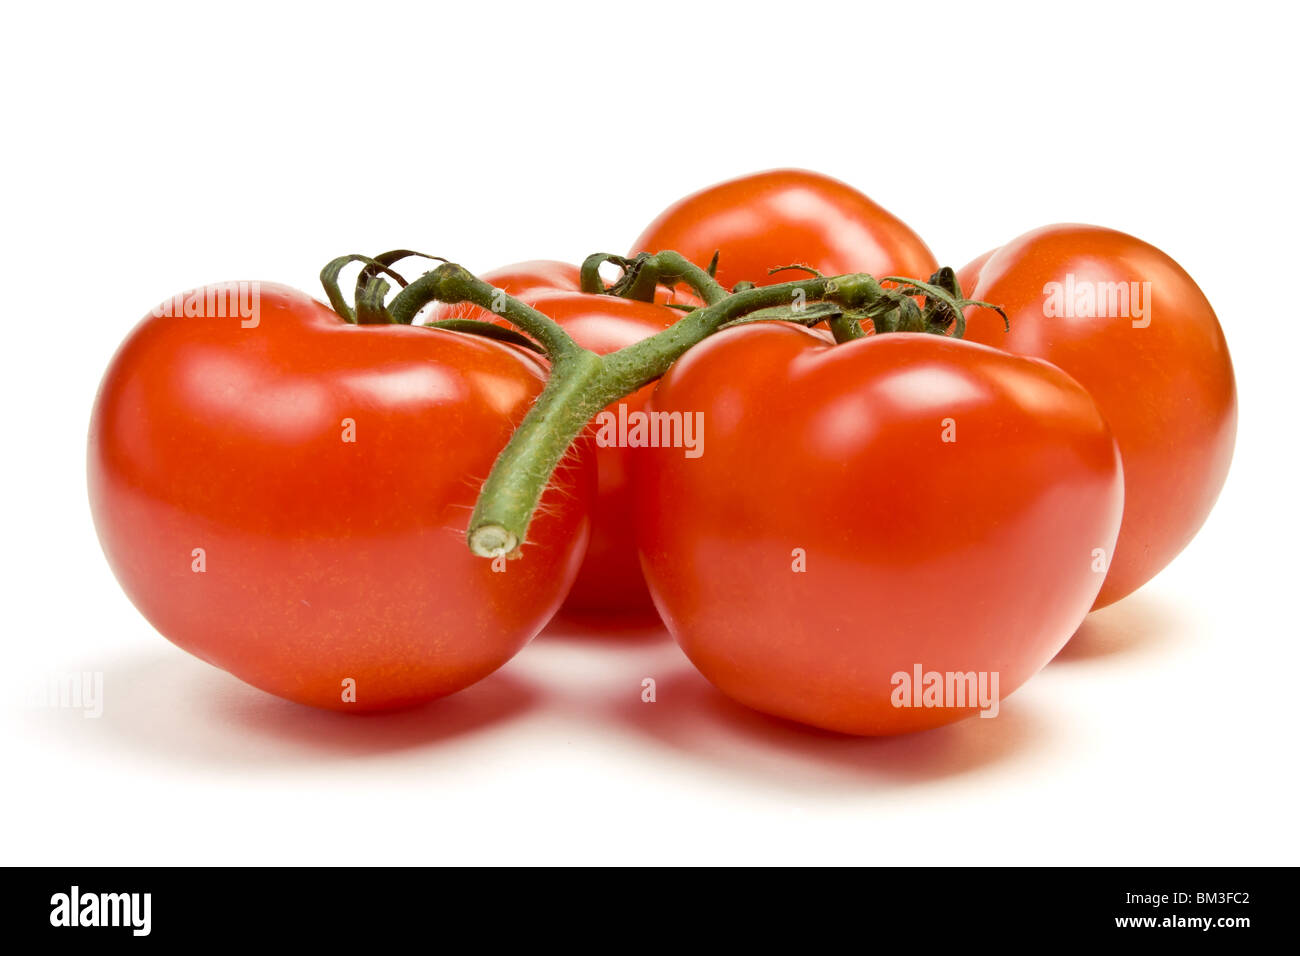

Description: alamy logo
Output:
[1042,273,1151,328]
[151,281,261,328]
[27,671,103,718]
[593,404,703,458]
[890,664,1000,718]
[49,886,151,936]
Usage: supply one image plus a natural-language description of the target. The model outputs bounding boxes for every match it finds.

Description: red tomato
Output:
[88,283,594,710]
[959,225,1237,608]
[630,169,938,290]
[521,292,681,615]
[635,324,1122,735]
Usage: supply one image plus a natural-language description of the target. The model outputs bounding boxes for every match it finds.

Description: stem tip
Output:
[469,524,518,559]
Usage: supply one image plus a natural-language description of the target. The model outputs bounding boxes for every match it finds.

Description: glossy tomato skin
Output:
[630,169,938,290]
[522,292,680,615]
[955,248,996,294]
[88,283,594,710]
[959,225,1236,608]
[635,325,1122,735]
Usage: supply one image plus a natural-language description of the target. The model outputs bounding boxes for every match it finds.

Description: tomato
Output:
[958,225,1237,608]
[88,282,594,710]
[630,169,938,291]
[634,324,1122,735]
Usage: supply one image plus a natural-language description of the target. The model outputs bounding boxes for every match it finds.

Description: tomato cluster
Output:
[88,169,1235,733]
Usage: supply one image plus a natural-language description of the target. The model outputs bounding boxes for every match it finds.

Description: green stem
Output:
[388,264,582,360]
[579,251,727,305]
[603,274,839,383]
[466,348,607,556]
[578,253,620,295]
[422,319,544,353]
[622,265,661,302]
[319,254,410,323]
[642,251,730,306]
[355,276,393,325]
[828,313,867,342]
[463,260,887,556]
[577,252,661,301]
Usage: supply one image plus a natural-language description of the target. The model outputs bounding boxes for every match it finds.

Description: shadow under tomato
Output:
[607,664,1058,789]
[1052,589,1189,664]
[58,647,542,769]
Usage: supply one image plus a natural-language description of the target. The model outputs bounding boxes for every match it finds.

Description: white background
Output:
[2,1,1296,865]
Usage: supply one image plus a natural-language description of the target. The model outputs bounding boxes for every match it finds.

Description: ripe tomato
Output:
[635,324,1122,735]
[88,282,594,710]
[630,169,938,290]
[958,225,1237,608]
